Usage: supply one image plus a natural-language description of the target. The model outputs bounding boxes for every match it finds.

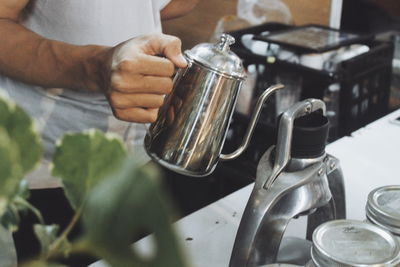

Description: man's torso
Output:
[0,0,170,188]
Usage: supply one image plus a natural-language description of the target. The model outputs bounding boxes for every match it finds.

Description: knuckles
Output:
[163,78,174,94]
[112,108,159,123]
[110,74,173,94]
[116,59,138,73]
[147,111,158,123]
[153,96,165,107]
[163,61,176,77]
[108,91,165,110]
[107,33,181,124]
[109,72,141,93]
[108,92,124,108]
[109,75,128,92]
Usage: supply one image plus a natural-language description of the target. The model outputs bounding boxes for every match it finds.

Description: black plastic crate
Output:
[337,40,393,136]
[228,23,394,140]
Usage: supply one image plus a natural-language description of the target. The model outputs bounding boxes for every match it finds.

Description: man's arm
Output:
[0,0,109,92]
[160,0,201,20]
[0,0,187,123]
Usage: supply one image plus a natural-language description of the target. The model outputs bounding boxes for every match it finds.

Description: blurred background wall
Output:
[162,0,331,50]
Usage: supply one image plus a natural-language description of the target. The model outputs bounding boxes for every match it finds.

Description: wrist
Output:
[80,45,113,93]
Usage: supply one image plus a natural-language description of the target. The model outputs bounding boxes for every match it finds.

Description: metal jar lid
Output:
[366,185,400,235]
[184,34,246,80]
[311,220,400,267]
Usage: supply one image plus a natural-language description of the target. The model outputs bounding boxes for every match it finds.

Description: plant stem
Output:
[70,238,96,257]
[14,197,44,224]
[45,238,94,263]
[47,206,83,258]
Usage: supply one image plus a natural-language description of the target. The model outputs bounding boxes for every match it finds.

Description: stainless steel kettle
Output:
[144,34,284,177]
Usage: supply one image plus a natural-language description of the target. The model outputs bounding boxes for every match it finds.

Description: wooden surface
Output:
[163,0,331,50]
[163,0,237,50]
[284,0,330,25]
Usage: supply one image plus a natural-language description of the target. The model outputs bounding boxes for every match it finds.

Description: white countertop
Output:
[91,109,400,267]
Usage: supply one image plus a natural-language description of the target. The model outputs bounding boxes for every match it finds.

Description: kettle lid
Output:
[185,34,246,80]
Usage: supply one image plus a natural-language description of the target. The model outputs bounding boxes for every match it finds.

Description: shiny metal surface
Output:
[306,155,346,241]
[277,237,312,266]
[229,99,337,267]
[185,34,246,79]
[145,34,283,176]
[259,264,302,267]
[285,156,326,172]
[229,148,332,267]
[229,99,347,267]
[311,220,400,267]
[264,99,326,189]
[366,185,400,236]
[145,60,240,176]
[220,84,284,161]
[286,155,346,241]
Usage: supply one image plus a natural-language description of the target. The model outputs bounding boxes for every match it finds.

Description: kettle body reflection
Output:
[145,34,284,176]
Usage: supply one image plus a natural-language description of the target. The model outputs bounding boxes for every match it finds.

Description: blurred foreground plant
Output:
[0,96,187,267]
[0,96,42,232]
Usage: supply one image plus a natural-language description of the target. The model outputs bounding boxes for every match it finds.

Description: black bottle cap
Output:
[291,112,329,158]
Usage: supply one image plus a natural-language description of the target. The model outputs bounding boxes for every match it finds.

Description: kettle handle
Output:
[220,84,285,161]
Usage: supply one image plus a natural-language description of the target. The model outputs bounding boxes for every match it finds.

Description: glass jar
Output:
[306,220,400,267]
[366,185,400,242]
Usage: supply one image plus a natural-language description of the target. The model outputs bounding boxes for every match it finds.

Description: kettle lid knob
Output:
[185,33,246,80]
[217,34,235,51]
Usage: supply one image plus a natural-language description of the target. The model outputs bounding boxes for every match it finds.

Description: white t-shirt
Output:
[0,0,171,189]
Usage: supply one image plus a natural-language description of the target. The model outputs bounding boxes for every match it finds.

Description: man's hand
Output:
[104,34,187,123]
[0,1,188,124]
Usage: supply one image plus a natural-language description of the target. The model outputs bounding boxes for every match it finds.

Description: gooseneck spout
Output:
[220,83,284,161]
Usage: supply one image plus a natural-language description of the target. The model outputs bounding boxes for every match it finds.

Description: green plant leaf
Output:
[33,224,71,259]
[51,130,127,210]
[82,157,187,267]
[0,128,23,217]
[0,96,41,224]
[0,181,44,232]
[0,203,20,232]
[0,138,43,231]
[15,179,30,200]
[33,224,60,258]
[20,260,67,267]
[0,97,42,174]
